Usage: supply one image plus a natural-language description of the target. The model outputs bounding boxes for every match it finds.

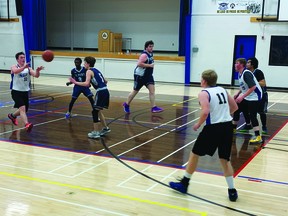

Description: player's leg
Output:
[248,101,262,143]
[82,87,95,108]
[66,86,81,118]
[147,82,163,113]
[123,75,142,113]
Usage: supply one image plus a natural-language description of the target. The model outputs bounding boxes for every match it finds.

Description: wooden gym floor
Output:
[0,73,287,215]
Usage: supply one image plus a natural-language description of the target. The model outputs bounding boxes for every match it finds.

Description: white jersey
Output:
[239,69,262,101]
[202,86,232,125]
[11,65,31,91]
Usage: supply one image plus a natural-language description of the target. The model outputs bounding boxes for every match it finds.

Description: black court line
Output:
[101,138,257,216]
[262,146,288,152]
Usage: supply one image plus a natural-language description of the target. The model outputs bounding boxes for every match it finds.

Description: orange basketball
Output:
[42,50,54,62]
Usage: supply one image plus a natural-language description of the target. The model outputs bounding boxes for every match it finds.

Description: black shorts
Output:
[192,121,233,161]
[94,89,109,110]
[11,90,29,110]
[133,74,155,91]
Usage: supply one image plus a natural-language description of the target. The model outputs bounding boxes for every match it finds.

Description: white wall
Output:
[46,0,180,51]
[0,0,24,70]
[191,0,288,88]
[31,55,185,83]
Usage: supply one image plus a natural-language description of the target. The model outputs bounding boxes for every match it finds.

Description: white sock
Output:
[225,176,235,189]
[184,171,192,179]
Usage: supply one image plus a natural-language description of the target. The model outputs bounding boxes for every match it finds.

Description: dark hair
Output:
[84,56,96,67]
[74,57,82,63]
[15,52,25,59]
[247,57,259,69]
[144,40,154,49]
[202,69,218,86]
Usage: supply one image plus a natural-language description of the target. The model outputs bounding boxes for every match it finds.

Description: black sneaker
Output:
[100,127,111,136]
[228,188,238,202]
[169,181,188,194]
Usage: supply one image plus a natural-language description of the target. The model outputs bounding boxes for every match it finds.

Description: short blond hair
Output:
[202,69,218,86]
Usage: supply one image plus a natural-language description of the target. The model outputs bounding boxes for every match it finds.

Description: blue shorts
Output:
[72,86,93,98]
[94,89,110,110]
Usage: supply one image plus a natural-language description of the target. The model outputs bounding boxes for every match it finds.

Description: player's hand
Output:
[66,82,72,86]
[235,94,244,103]
[193,123,201,131]
[69,77,76,84]
[36,66,44,72]
[150,63,154,68]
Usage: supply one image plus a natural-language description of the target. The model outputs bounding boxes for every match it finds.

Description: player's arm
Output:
[227,92,238,114]
[29,66,44,78]
[11,63,29,74]
[137,54,154,68]
[66,70,74,86]
[258,79,266,87]
[193,91,210,131]
[69,70,92,87]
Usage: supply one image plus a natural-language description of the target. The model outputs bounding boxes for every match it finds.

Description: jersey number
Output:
[216,93,227,104]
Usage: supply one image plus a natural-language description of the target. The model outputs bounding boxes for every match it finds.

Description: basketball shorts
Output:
[72,86,93,98]
[192,121,233,161]
[258,92,268,113]
[11,90,29,111]
[94,89,110,110]
[133,74,155,91]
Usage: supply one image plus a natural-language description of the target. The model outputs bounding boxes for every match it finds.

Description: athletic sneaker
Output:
[25,122,33,133]
[8,113,18,126]
[65,112,72,119]
[151,106,164,113]
[169,181,188,194]
[100,127,111,136]
[262,126,268,134]
[88,131,101,139]
[238,124,252,132]
[249,135,262,144]
[122,102,130,113]
[228,188,238,202]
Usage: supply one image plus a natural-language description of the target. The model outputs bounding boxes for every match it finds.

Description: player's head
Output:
[15,52,25,60]
[201,69,217,87]
[247,57,258,69]
[74,57,82,67]
[235,58,246,72]
[84,56,96,68]
[144,40,154,50]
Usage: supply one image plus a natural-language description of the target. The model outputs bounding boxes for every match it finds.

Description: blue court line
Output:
[237,175,288,185]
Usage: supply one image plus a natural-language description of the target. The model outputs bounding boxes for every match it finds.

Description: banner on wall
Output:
[217,1,262,14]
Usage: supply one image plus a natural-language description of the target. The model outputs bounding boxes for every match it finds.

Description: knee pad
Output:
[92,109,100,123]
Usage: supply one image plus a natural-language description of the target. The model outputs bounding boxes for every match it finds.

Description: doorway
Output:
[232,35,257,86]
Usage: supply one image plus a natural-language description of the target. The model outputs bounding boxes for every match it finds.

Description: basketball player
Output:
[246,57,268,134]
[232,58,263,143]
[8,52,44,132]
[123,40,163,113]
[69,56,110,139]
[65,57,94,119]
[169,70,239,202]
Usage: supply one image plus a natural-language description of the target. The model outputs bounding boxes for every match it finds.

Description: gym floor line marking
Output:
[0,171,207,215]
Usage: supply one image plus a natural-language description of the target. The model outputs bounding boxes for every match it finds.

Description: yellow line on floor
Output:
[0,171,207,215]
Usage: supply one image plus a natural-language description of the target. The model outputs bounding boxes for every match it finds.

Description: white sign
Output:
[217,1,262,14]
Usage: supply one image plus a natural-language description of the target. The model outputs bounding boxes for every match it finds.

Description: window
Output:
[269,36,288,66]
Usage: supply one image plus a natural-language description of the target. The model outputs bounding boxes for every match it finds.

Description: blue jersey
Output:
[134,51,154,77]
[71,66,87,82]
[90,68,107,90]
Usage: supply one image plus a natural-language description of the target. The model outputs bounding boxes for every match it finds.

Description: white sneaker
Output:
[88,131,101,139]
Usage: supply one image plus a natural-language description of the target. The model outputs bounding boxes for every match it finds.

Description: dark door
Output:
[232,35,257,86]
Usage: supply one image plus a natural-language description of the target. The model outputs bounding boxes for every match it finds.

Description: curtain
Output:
[21,0,46,62]
[179,0,192,84]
